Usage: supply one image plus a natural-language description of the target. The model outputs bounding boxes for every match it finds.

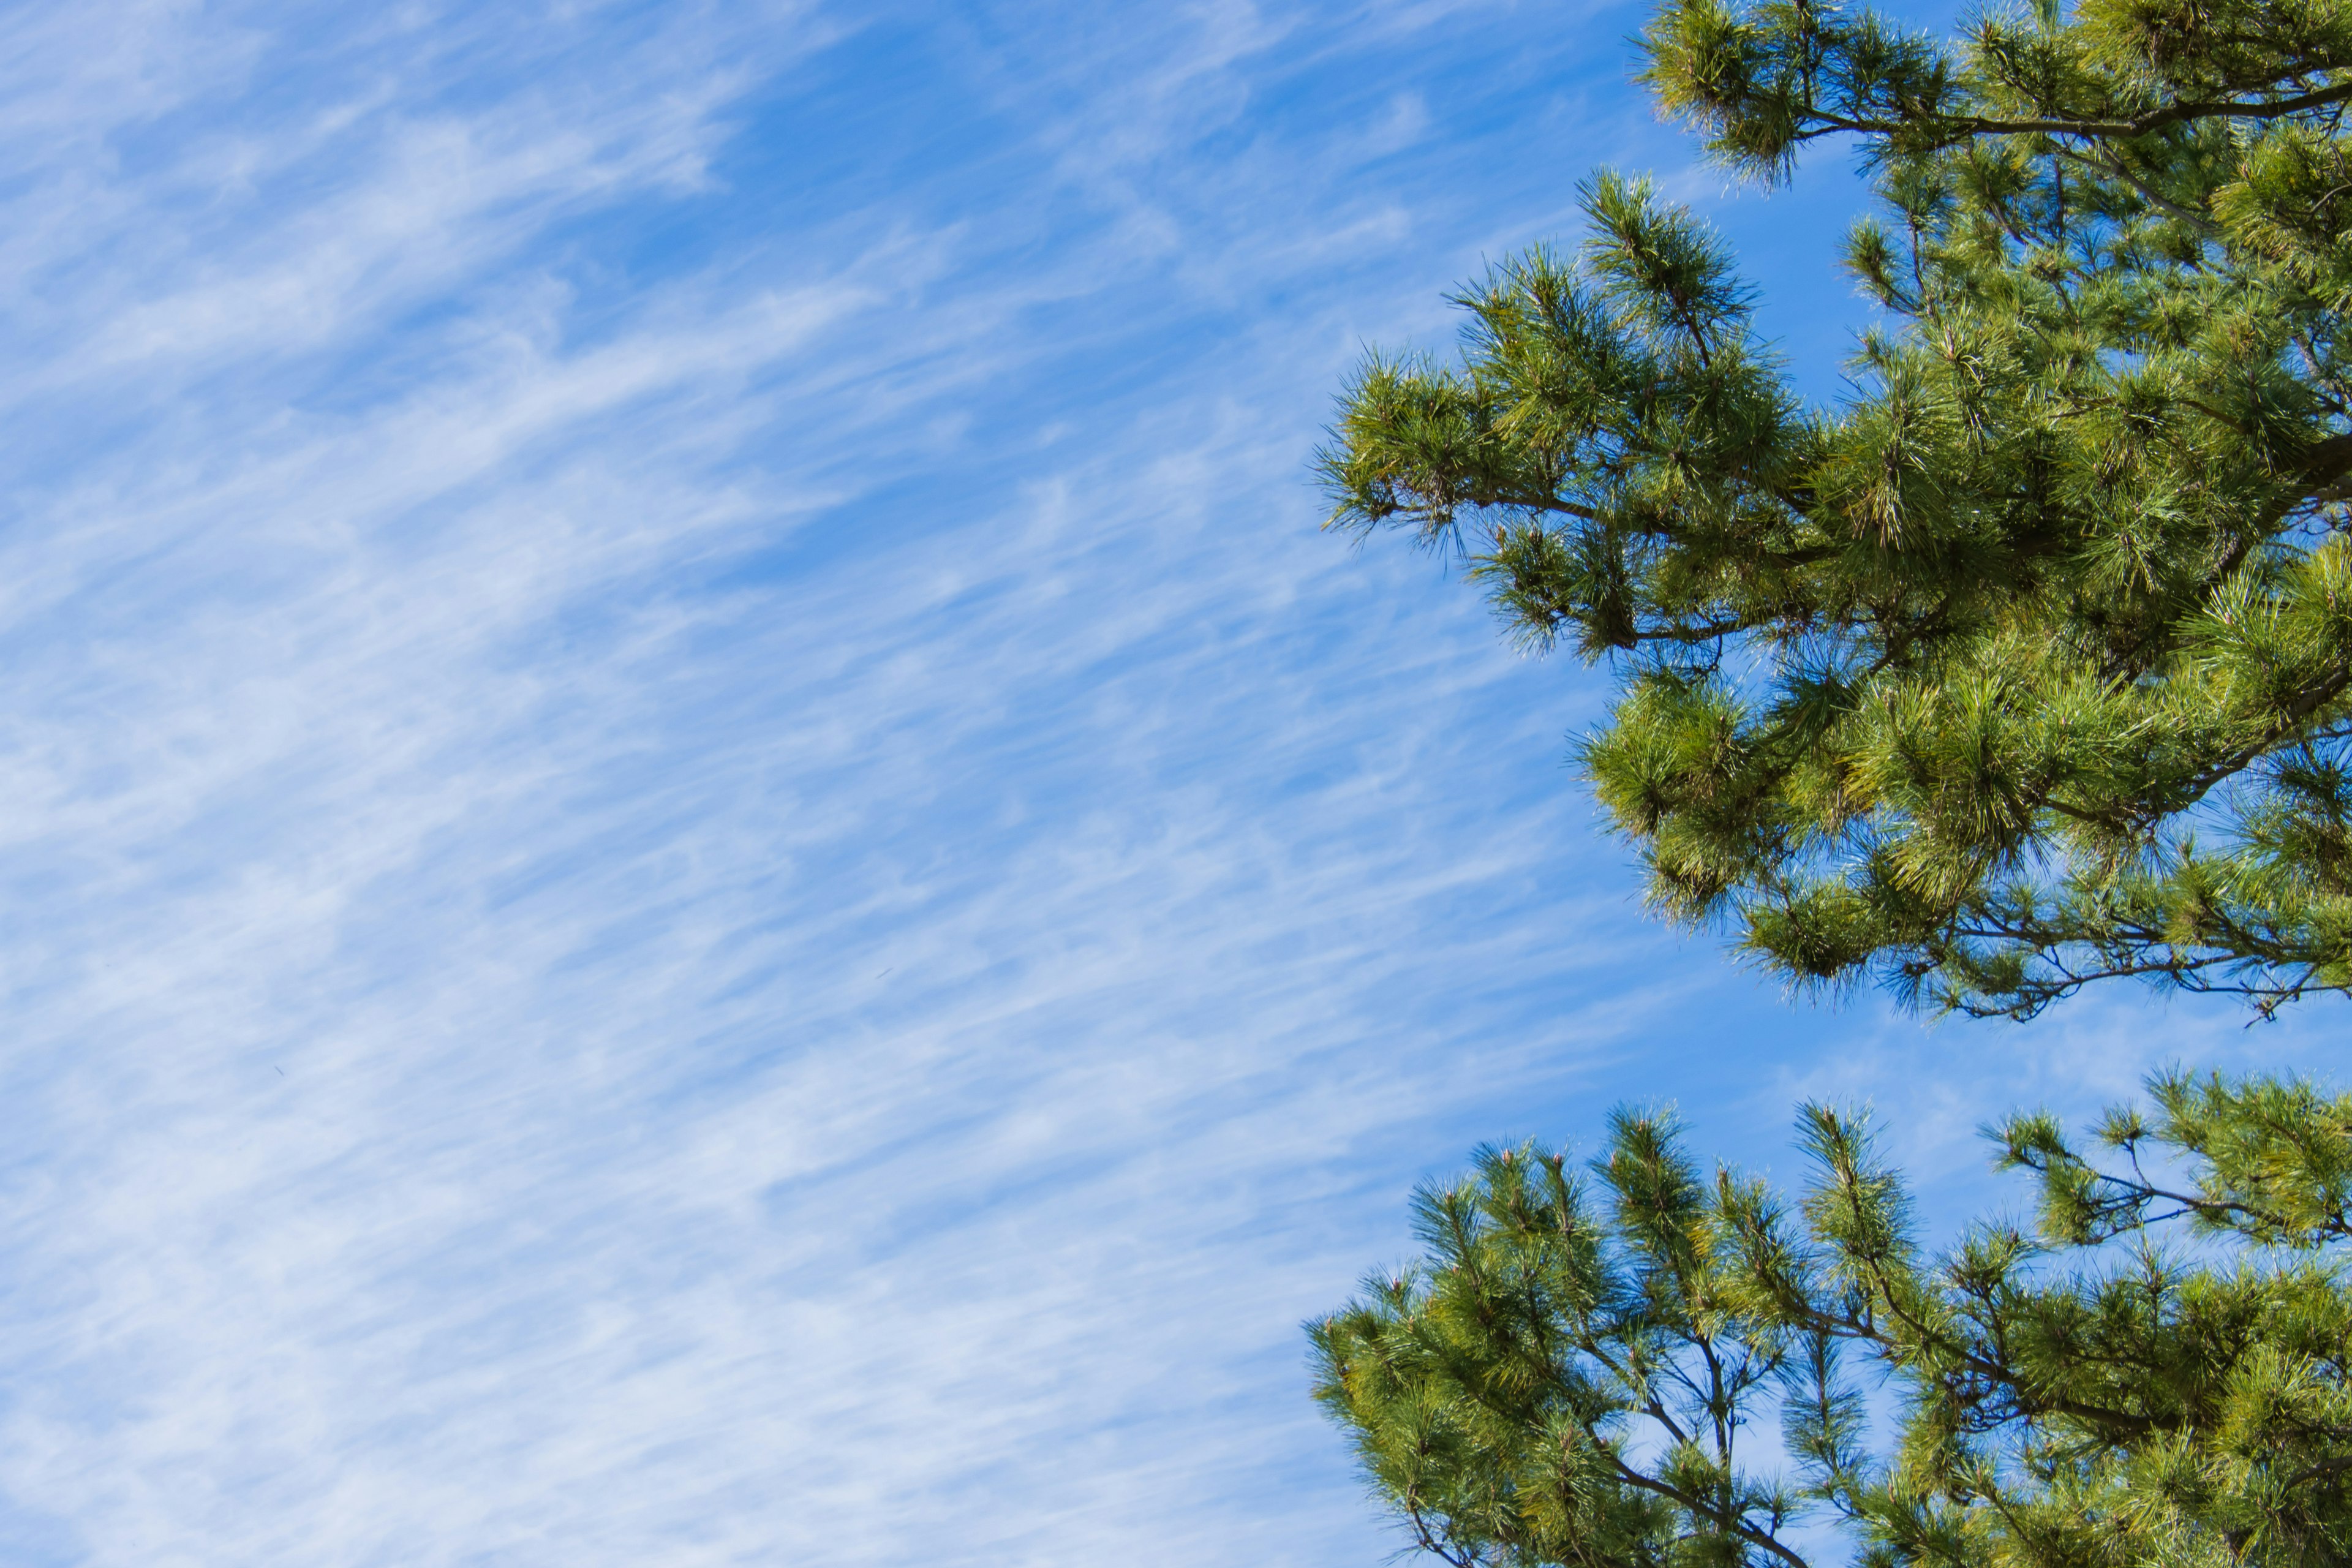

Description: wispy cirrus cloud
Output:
[0,2,2338,1566]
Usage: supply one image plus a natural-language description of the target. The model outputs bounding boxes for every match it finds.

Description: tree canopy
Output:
[1313,1071,2352,1567]
[1318,0,2352,1018]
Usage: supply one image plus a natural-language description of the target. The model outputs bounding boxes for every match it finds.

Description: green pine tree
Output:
[1313,1072,2352,1567]
[1319,0,2352,1019]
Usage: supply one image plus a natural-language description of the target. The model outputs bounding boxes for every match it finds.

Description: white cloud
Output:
[0,2,2331,1566]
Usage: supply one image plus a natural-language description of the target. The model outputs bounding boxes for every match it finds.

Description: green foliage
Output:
[1311,1072,2352,1567]
[1318,0,2352,1017]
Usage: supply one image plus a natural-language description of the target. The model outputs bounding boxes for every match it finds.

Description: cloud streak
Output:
[0,2,2339,1566]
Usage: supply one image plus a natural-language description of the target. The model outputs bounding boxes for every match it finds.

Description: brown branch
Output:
[2052,145,2222,236]
[1596,1437,1816,1568]
[1803,78,2352,144]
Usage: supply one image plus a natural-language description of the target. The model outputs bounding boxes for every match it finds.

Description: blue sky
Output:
[0,2,2341,1564]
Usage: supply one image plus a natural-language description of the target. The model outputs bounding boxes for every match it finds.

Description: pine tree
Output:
[1312,1072,2352,1567]
[1319,0,2352,1018]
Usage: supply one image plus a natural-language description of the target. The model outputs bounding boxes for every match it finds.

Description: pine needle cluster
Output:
[1312,1073,2352,1567]
[1318,0,2352,1017]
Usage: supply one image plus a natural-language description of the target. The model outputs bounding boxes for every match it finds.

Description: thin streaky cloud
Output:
[0,4,2340,1567]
